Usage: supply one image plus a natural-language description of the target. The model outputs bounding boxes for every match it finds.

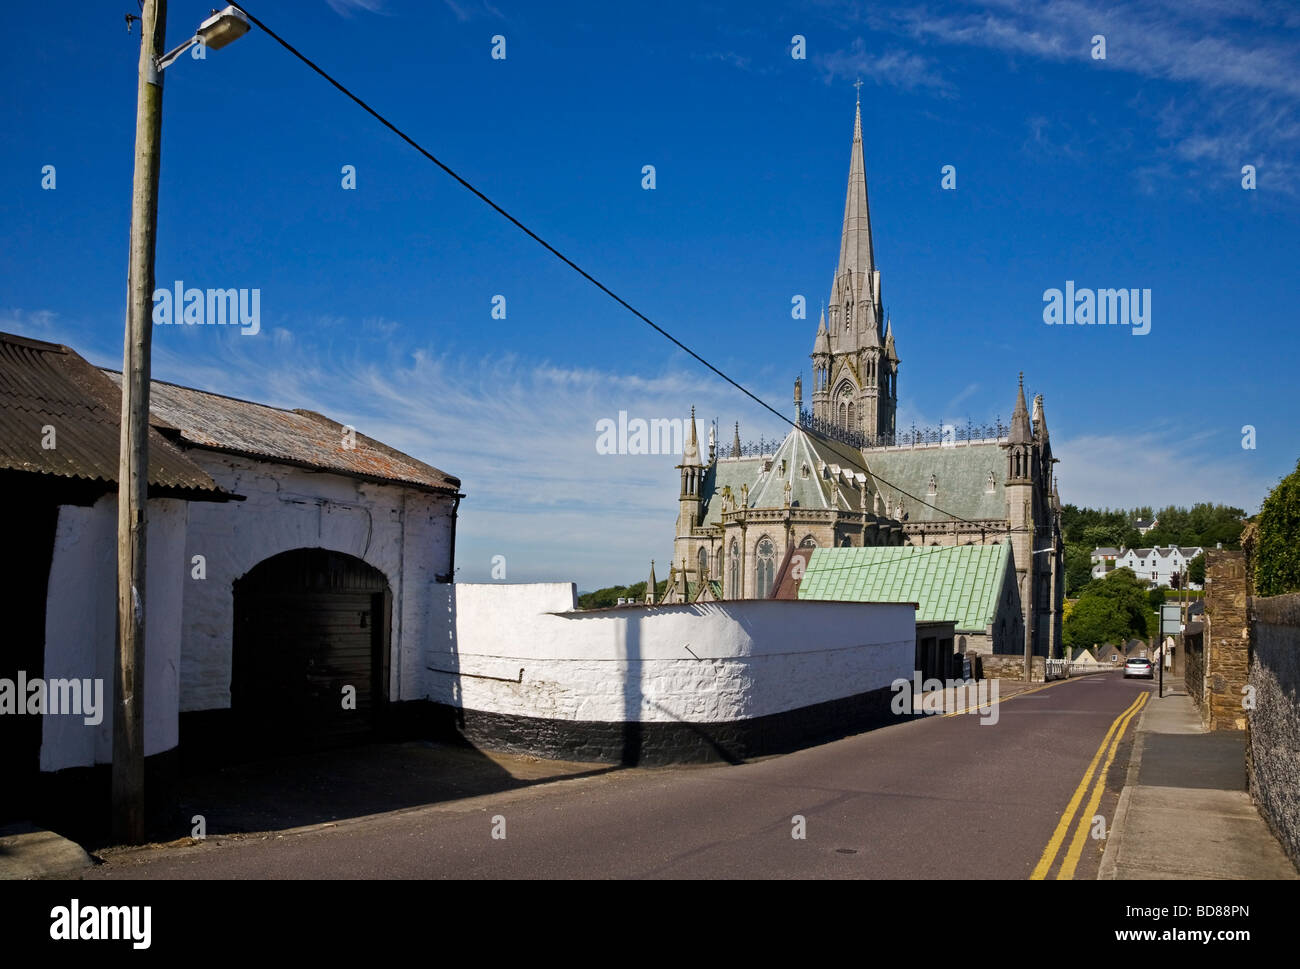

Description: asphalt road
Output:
[86,671,1153,879]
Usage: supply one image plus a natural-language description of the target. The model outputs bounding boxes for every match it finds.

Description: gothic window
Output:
[728,540,739,598]
[840,534,852,547]
[986,471,996,494]
[799,535,817,548]
[755,537,776,598]
[800,463,810,480]
[847,403,855,429]
[845,301,852,329]
[698,546,708,580]
[928,474,937,496]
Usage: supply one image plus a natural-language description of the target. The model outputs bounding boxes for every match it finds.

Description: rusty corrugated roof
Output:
[102,371,461,496]
[0,332,226,496]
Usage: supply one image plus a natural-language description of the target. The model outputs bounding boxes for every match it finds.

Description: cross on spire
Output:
[853,77,863,101]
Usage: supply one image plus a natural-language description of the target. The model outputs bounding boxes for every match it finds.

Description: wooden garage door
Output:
[232,549,390,750]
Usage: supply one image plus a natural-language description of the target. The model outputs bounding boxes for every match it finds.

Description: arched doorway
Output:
[232,548,391,749]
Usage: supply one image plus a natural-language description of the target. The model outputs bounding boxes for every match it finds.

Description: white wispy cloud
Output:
[325,0,387,17]
[136,326,785,590]
[1054,430,1275,514]
[830,0,1300,194]
[817,37,953,93]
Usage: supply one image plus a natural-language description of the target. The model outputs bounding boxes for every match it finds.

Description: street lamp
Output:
[115,0,250,845]
[157,5,250,68]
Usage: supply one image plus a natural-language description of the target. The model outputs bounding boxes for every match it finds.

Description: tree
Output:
[1065,544,1094,597]
[1064,596,1133,651]
[1064,567,1151,649]
[1255,459,1300,597]
[1188,553,1206,587]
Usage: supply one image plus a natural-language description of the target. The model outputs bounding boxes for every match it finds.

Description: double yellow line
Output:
[1031,690,1149,880]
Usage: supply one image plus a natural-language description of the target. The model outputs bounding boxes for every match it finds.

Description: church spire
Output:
[836,96,875,285]
[683,406,702,466]
[1008,372,1032,444]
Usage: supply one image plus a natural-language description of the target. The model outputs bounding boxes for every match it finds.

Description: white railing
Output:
[1045,659,1119,680]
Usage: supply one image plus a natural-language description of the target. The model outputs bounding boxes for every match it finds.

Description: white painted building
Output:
[1,332,461,823]
[1114,545,1204,589]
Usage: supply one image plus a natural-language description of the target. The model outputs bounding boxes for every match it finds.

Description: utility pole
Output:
[115,0,167,845]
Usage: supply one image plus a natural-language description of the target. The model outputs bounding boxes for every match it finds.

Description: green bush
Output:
[1255,459,1300,597]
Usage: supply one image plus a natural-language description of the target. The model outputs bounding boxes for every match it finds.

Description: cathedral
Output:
[658,96,1065,661]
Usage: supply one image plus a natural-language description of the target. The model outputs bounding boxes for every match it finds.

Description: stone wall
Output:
[1248,594,1300,869]
[978,654,1045,682]
[1184,626,1204,705]
[1201,550,1251,731]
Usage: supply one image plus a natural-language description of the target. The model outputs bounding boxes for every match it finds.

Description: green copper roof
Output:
[797,541,1012,631]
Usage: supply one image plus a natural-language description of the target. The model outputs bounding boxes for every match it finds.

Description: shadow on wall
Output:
[621,610,641,767]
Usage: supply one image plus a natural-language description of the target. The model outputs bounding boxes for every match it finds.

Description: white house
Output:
[1114,545,1204,589]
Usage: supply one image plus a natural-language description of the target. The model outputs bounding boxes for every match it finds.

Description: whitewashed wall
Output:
[179,452,456,712]
[38,452,456,772]
[41,496,186,771]
[425,584,915,724]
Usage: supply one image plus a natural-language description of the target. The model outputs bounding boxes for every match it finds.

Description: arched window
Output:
[928,474,937,496]
[986,471,996,493]
[697,546,708,580]
[799,535,817,548]
[846,403,855,430]
[728,540,739,598]
[755,537,776,598]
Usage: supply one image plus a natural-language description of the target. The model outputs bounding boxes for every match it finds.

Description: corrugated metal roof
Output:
[797,541,1012,631]
[103,372,460,496]
[0,332,225,496]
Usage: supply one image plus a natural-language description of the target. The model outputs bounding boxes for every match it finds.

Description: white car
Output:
[1124,657,1154,679]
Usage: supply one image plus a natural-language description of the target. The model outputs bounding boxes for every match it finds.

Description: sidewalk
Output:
[1099,686,1298,879]
[0,823,93,880]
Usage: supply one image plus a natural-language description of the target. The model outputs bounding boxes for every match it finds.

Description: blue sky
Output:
[2,0,1297,590]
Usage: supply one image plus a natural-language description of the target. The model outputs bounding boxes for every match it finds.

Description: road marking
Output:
[1055,691,1148,880]
[1029,692,1147,880]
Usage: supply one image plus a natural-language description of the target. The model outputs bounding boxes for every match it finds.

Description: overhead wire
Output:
[229,1,1009,528]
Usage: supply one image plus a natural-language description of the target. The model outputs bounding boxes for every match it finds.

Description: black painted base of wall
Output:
[397,684,901,766]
